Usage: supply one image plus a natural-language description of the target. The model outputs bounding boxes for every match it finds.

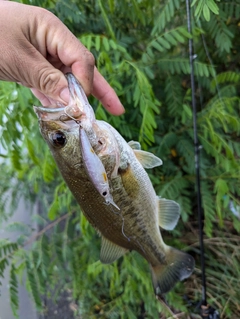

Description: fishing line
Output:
[185,0,207,304]
[110,206,147,254]
[120,216,130,242]
[108,204,131,242]
[185,1,220,318]
[109,202,146,254]
[196,19,225,110]
[107,192,146,254]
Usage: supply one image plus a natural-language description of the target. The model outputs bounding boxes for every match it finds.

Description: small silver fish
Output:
[34,73,195,295]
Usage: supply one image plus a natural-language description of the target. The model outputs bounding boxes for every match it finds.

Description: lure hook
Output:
[64,108,81,124]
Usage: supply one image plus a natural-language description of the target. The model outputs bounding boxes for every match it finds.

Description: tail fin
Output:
[150,247,195,295]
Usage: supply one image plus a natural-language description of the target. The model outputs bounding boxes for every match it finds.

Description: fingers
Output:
[30,88,51,106]
[32,63,125,114]
[21,47,70,104]
[33,33,124,114]
[42,15,125,114]
[0,2,124,115]
[43,20,96,97]
[91,67,125,115]
[30,88,61,107]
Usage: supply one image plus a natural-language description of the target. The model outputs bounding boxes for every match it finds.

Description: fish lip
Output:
[33,72,85,116]
[65,73,89,120]
[33,73,90,122]
[65,72,89,107]
[33,105,69,122]
[33,106,65,113]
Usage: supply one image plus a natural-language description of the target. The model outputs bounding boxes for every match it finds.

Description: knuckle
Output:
[38,7,57,23]
[38,69,60,94]
[83,49,95,66]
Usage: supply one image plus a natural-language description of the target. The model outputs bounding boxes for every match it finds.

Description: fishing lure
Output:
[79,125,120,210]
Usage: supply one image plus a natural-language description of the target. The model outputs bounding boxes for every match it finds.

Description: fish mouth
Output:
[66,72,89,109]
[34,73,89,122]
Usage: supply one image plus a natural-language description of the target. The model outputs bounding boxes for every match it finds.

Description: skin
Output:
[0,1,125,115]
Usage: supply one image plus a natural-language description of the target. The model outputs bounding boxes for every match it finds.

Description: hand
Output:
[0,1,125,115]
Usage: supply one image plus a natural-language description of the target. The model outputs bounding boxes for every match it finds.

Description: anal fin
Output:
[158,197,180,230]
[100,236,128,264]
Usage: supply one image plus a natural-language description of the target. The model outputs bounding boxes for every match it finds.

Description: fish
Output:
[34,73,194,295]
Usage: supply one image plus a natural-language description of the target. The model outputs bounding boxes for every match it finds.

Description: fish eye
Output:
[51,131,66,147]
[102,191,107,196]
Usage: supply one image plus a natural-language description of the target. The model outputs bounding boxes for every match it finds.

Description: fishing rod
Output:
[185,1,220,318]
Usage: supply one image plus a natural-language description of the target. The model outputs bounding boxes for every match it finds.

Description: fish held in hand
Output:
[34,73,194,295]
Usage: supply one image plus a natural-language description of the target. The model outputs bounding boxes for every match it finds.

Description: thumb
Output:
[34,68,70,105]
[36,68,69,104]
[16,46,69,104]
[27,58,69,104]
[0,37,70,104]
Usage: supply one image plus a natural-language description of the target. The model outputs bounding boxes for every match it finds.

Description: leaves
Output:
[97,0,116,40]
[0,240,19,306]
[143,27,192,63]
[126,61,160,146]
[152,0,181,35]
[192,0,220,21]
[26,256,42,309]
[9,264,19,318]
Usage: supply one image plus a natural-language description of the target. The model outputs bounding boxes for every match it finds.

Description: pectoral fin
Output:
[158,197,180,230]
[133,150,162,169]
[100,236,128,264]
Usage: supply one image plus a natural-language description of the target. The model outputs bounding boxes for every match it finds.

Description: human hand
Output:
[0,1,125,115]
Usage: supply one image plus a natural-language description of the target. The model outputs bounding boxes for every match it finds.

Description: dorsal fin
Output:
[158,197,180,230]
[133,150,162,169]
[128,140,141,150]
[128,141,162,168]
[100,236,128,264]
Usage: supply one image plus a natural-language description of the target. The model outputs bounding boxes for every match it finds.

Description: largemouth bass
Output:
[34,73,194,295]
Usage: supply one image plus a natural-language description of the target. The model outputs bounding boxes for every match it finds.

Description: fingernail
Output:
[60,87,70,103]
[114,102,125,116]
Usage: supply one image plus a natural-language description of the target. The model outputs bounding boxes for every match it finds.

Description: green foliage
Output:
[192,0,220,21]
[10,264,19,317]
[1,0,240,318]
[151,0,181,35]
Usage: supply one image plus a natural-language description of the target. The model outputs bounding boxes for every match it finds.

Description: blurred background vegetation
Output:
[1,0,240,318]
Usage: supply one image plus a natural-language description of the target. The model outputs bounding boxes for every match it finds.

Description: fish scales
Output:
[57,139,162,264]
[34,73,195,295]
